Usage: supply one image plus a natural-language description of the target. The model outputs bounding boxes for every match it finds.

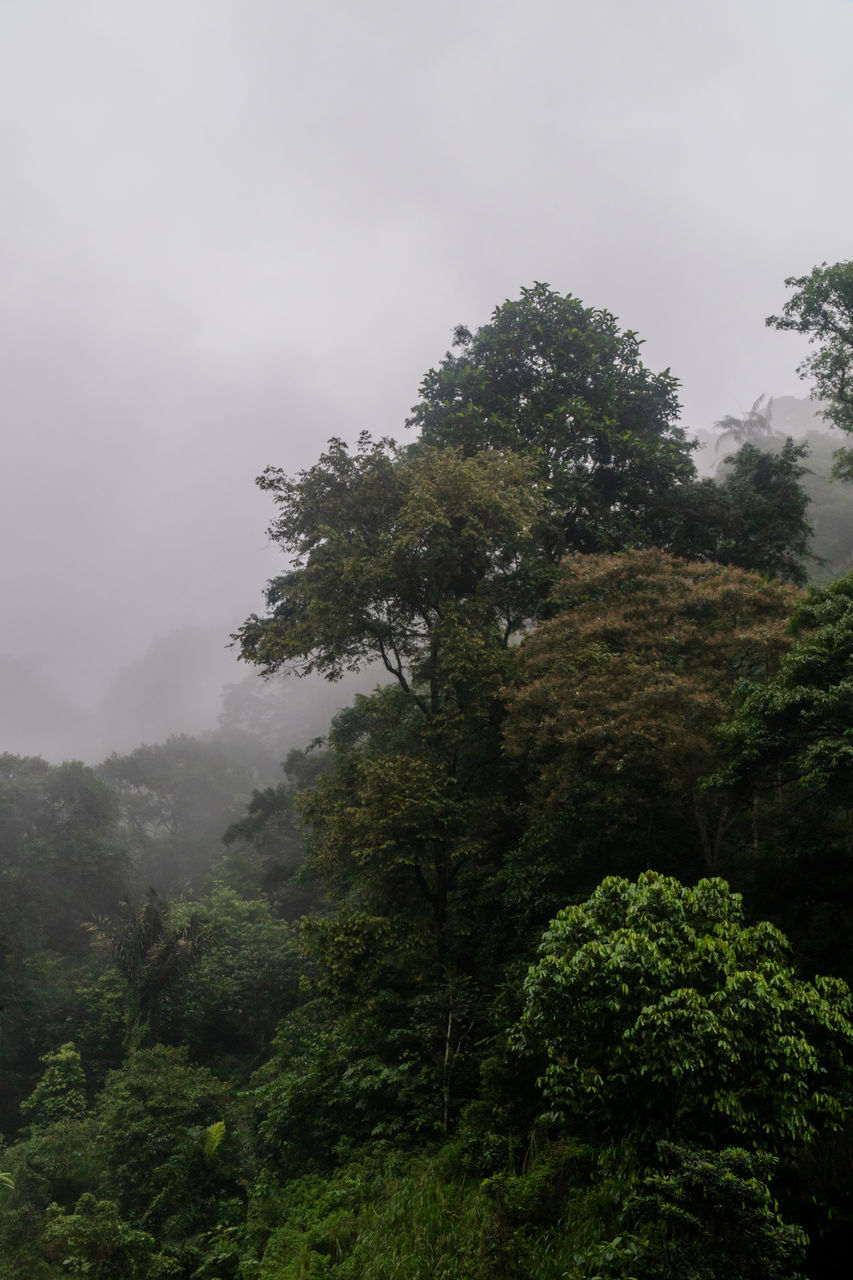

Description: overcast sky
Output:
[2,0,852,711]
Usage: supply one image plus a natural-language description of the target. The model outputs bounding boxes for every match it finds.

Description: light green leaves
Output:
[517,872,853,1152]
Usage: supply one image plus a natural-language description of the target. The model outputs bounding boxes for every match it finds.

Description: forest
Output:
[4,264,853,1279]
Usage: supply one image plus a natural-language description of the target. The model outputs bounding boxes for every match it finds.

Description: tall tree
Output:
[409,282,696,558]
[235,441,547,932]
[236,438,544,701]
[713,393,777,457]
[504,549,798,906]
[408,283,812,582]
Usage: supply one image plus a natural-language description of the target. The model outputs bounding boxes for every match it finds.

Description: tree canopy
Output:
[517,872,853,1152]
[718,573,853,802]
[235,438,544,710]
[505,549,798,885]
[409,282,696,557]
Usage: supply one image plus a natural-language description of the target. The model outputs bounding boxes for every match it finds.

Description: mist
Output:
[3,0,853,764]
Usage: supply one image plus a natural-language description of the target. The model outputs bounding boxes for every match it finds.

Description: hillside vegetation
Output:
[4,276,853,1279]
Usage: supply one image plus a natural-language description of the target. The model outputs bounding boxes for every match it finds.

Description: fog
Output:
[2,0,852,762]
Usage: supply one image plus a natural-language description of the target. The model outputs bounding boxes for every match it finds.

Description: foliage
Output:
[706,440,814,585]
[251,988,470,1170]
[203,1121,226,1159]
[767,260,853,474]
[408,285,813,582]
[42,1193,174,1280]
[793,429,853,581]
[713,393,777,455]
[159,885,302,1065]
[85,889,210,1047]
[667,440,813,585]
[0,754,128,956]
[300,1160,494,1280]
[7,282,853,1277]
[20,1043,87,1128]
[695,522,853,980]
[504,550,797,893]
[717,572,853,803]
[724,427,853,584]
[234,445,546,995]
[248,1148,510,1280]
[0,1114,101,1278]
[300,683,519,949]
[626,1143,807,1280]
[543,1142,807,1280]
[0,949,95,1131]
[517,872,853,1152]
[247,1137,802,1280]
[92,1046,236,1266]
[0,756,127,1126]
[409,281,695,558]
[220,746,330,913]
[98,734,255,895]
[235,439,544,696]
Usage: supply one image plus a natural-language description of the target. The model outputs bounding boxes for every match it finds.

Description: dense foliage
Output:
[4,277,853,1278]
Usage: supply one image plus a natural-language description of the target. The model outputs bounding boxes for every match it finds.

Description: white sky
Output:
[2,0,852,701]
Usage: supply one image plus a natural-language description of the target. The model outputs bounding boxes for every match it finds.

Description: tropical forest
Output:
[5,265,853,1280]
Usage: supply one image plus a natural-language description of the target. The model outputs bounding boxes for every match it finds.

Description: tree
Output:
[92,1046,234,1267]
[718,573,853,804]
[300,684,517,944]
[667,440,814,586]
[85,890,210,1048]
[408,284,813,581]
[157,886,302,1062]
[516,872,853,1153]
[0,755,128,955]
[0,758,129,1129]
[20,1042,87,1129]
[628,1144,808,1280]
[236,438,544,703]
[234,440,545,959]
[409,282,696,558]
[504,549,798,898]
[98,734,255,895]
[42,1194,167,1280]
[787,427,853,583]
[707,440,814,585]
[220,745,331,913]
[767,261,853,475]
[713,393,777,456]
[703,574,853,982]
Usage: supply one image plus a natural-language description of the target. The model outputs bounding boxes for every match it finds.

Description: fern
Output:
[203,1120,226,1159]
